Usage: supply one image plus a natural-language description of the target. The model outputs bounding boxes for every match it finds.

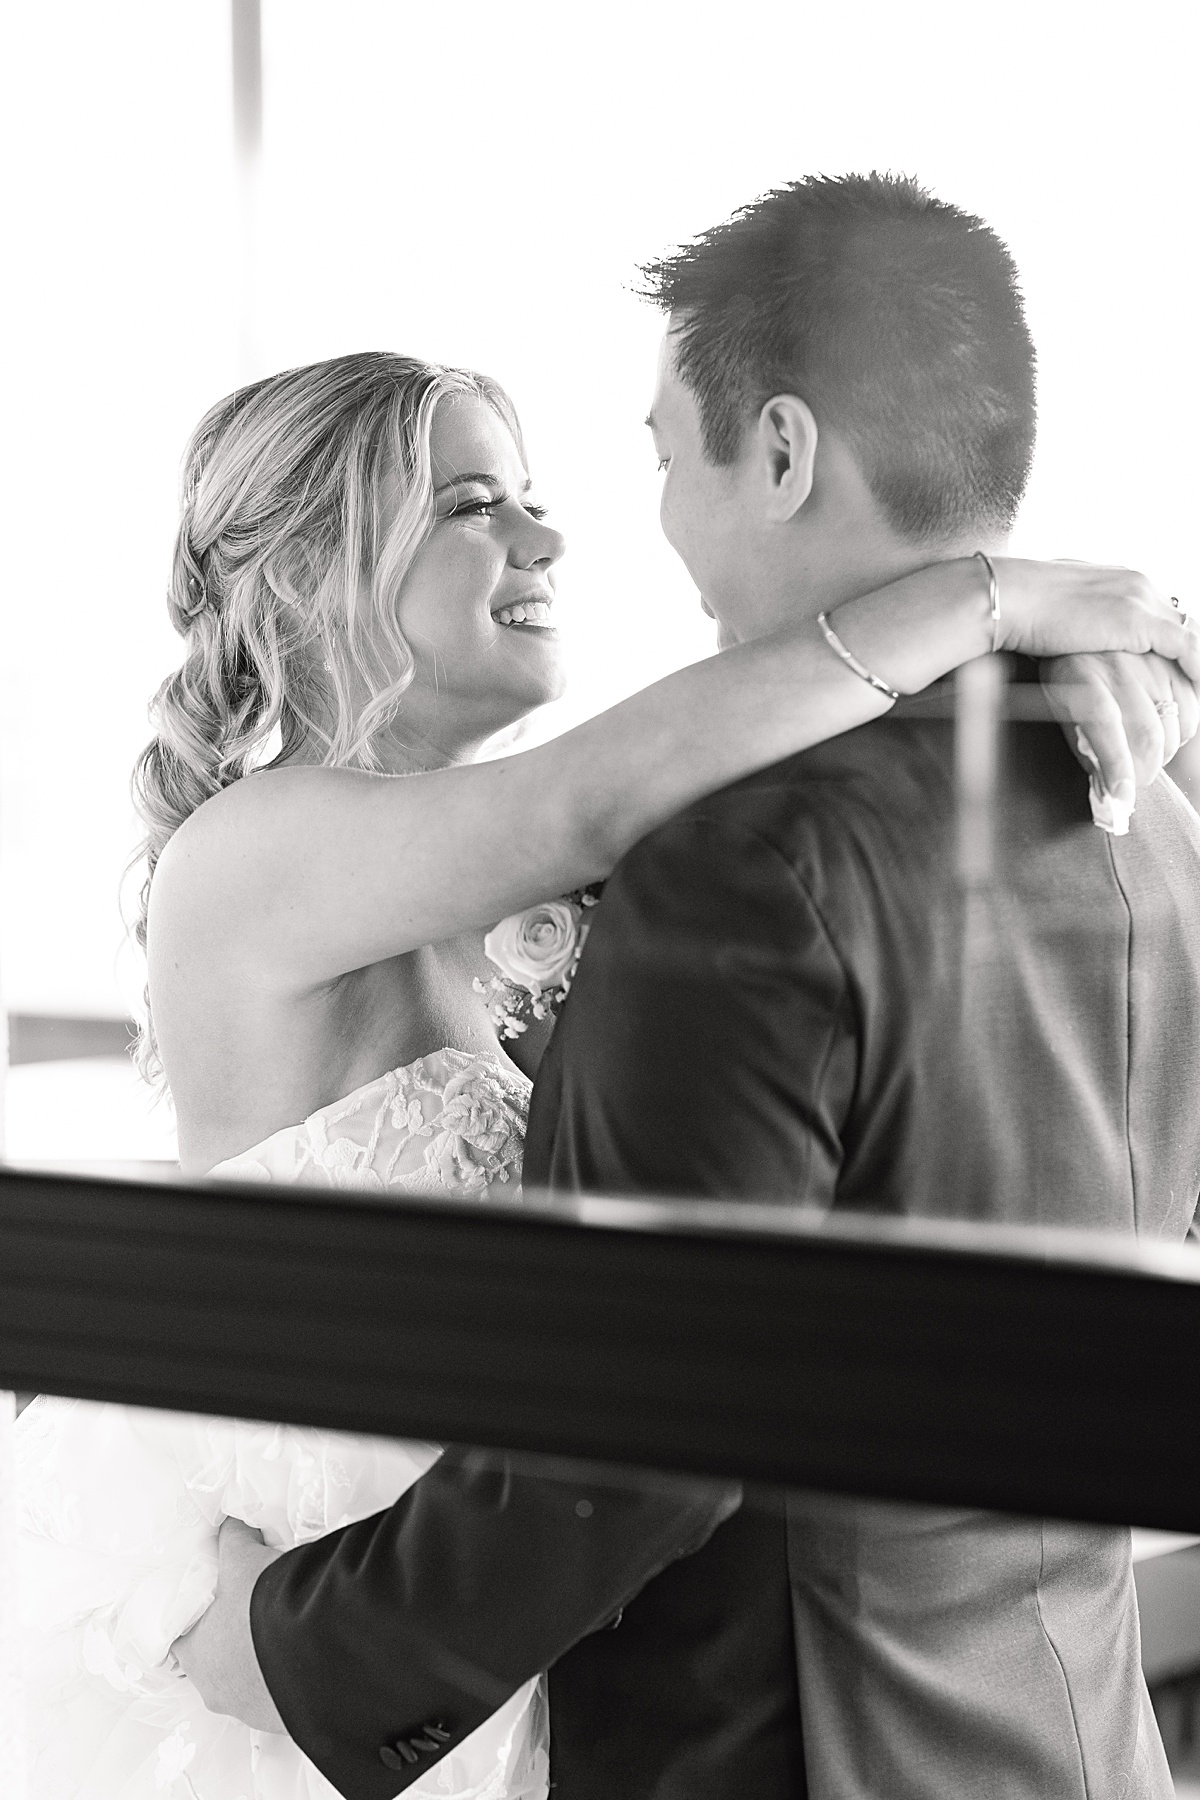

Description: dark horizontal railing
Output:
[1,1162,1199,1531]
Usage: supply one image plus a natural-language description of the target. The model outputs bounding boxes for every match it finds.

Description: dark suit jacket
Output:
[523,689,1200,1798]
[249,1446,739,1796]
[252,690,1200,1798]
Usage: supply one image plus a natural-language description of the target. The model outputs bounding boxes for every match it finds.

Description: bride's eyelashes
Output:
[443,493,549,523]
[446,497,500,521]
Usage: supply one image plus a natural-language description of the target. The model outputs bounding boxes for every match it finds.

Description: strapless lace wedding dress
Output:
[16,1048,548,1800]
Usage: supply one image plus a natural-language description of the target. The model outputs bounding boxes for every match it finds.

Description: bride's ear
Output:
[756,395,818,523]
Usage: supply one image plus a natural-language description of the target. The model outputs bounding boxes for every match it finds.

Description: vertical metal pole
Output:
[955,655,1005,888]
[231,0,263,383]
[955,655,1006,1127]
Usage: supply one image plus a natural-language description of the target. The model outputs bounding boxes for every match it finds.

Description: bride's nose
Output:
[512,513,566,570]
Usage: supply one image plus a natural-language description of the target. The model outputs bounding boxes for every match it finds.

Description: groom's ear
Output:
[756,395,819,523]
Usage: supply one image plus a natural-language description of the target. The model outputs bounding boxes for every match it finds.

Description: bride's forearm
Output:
[182,552,1190,984]
[524,549,1196,889]
[547,560,994,884]
[825,557,995,696]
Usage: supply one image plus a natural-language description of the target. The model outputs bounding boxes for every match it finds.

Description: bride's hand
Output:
[1040,650,1200,802]
[995,559,1200,681]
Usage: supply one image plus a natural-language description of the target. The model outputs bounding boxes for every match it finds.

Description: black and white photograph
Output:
[2,2,1199,1795]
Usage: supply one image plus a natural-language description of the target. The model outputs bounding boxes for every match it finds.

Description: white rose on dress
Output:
[484,900,583,994]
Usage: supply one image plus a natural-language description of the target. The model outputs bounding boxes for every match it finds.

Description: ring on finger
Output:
[1155,700,1181,718]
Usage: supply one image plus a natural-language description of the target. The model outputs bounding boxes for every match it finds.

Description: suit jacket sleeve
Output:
[251,1446,740,1798]
[523,809,856,1203]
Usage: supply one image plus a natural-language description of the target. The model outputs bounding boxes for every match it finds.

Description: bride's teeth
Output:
[495,601,553,627]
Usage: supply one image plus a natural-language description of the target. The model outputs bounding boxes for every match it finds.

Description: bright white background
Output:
[1,0,1196,1024]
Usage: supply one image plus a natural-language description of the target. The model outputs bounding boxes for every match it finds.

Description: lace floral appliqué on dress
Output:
[212,1047,529,1197]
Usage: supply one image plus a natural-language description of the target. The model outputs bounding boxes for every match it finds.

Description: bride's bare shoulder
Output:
[146,765,414,981]
[154,766,376,889]
[148,768,318,938]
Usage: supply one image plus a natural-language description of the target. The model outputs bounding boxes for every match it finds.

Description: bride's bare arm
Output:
[150,555,1198,989]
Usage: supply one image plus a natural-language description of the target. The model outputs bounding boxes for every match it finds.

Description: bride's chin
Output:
[540,662,569,703]
[498,680,567,733]
[506,652,569,709]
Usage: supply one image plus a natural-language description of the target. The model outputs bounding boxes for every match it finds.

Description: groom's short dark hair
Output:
[639,172,1037,542]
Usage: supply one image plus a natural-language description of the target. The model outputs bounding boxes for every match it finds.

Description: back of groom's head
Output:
[640,172,1037,545]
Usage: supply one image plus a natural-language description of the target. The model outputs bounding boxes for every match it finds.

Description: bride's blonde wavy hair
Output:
[130,350,524,1084]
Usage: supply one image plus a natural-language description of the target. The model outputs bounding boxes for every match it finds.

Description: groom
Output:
[518,175,1200,1796]
[189,176,1200,1796]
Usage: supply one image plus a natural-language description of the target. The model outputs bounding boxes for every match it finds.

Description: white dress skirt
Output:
[16,1049,549,1800]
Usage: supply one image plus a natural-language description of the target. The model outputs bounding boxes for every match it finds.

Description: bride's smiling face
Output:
[388,395,567,755]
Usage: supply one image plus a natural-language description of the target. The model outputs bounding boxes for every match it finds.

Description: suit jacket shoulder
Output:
[526,709,1200,1237]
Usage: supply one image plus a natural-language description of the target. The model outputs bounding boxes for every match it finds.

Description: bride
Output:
[16,350,1198,1800]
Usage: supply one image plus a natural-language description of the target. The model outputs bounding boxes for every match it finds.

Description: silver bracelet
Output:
[816,611,900,704]
[973,550,1002,654]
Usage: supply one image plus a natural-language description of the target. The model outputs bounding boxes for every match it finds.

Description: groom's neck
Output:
[724,524,1008,646]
